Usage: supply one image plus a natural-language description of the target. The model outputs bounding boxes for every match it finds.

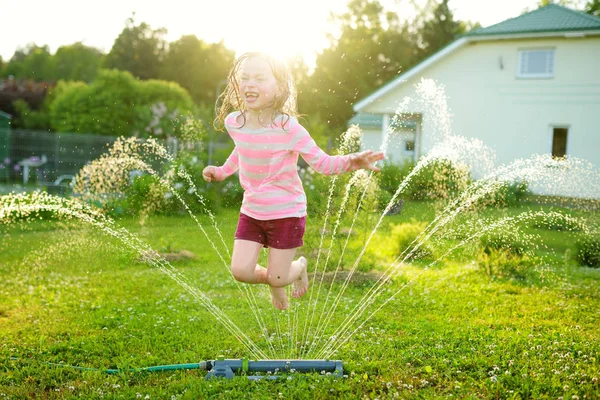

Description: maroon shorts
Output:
[234,213,306,249]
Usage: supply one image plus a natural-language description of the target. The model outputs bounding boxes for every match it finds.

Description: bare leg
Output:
[266,248,310,309]
[292,256,309,298]
[230,240,267,284]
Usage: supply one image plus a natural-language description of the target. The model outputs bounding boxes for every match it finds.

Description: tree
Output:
[530,0,590,11]
[3,44,55,81]
[536,0,583,7]
[306,0,417,131]
[104,16,167,80]
[160,35,234,105]
[415,0,471,60]
[286,54,310,99]
[536,0,600,17]
[54,42,103,82]
[0,78,52,127]
[585,0,600,16]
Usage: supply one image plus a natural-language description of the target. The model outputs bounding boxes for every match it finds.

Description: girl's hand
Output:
[350,150,385,172]
[202,166,222,182]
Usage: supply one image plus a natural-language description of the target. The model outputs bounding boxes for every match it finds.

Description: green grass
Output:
[1,204,599,399]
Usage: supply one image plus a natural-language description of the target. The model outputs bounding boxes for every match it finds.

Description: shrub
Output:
[376,159,472,207]
[376,161,412,210]
[378,161,412,193]
[302,166,350,217]
[488,180,531,208]
[50,70,137,135]
[72,135,221,218]
[129,174,169,215]
[477,248,535,280]
[0,78,53,129]
[408,159,472,201]
[163,154,219,215]
[0,190,59,222]
[50,69,194,137]
[12,99,50,130]
[99,174,166,218]
[390,220,434,261]
[532,213,583,232]
[479,230,527,256]
[575,234,600,268]
[217,180,244,209]
[299,114,334,152]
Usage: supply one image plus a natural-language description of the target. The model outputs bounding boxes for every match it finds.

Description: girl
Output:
[203,52,384,310]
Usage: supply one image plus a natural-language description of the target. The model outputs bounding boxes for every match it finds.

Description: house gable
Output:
[466,3,600,37]
[354,4,600,113]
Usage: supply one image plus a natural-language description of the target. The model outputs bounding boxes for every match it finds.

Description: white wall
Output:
[360,128,382,153]
[360,36,600,197]
[360,127,417,164]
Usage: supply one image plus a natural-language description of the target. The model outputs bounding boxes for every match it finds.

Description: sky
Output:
[0,0,587,68]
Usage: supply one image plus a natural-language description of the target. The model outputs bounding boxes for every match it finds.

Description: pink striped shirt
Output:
[213,111,355,220]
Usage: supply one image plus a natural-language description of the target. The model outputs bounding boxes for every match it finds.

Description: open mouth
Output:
[245,92,259,102]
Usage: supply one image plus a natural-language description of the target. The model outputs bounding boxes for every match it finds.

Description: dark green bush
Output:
[97,174,169,218]
[390,220,434,261]
[489,180,531,208]
[575,234,600,268]
[302,166,350,216]
[217,180,244,209]
[376,159,471,208]
[129,174,164,214]
[166,158,218,215]
[12,98,51,130]
[477,248,536,280]
[479,230,527,256]
[409,159,471,201]
[376,161,412,209]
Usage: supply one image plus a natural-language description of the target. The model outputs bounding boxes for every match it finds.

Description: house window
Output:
[518,49,555,78]
[552,127,568,159]
[405,140,415,151]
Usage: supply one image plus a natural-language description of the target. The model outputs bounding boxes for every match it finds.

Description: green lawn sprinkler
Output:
[205,356,344,380]
[10,356,344,380]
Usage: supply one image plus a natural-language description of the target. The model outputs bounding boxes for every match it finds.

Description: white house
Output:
[352,4,600,197]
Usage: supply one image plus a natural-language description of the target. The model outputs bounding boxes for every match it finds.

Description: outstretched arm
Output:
[202,147,239,182]
[293,124,384,175]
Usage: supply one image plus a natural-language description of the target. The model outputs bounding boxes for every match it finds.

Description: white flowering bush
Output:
[133,102,189,139]
[70,131,235,217]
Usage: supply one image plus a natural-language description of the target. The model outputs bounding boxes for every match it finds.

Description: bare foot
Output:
[270,286,289,310]
[292,256,309,298]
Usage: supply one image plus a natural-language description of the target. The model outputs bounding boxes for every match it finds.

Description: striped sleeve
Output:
[291,123,354,176]
[213,147,239,180]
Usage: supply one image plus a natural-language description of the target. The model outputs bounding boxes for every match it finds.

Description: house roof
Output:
[348,113,416,130]
[348,112,384,127]
[466,4,600,37]
[354,4,600,112]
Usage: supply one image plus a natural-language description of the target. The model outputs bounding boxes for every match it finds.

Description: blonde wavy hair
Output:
[214,52,298,131]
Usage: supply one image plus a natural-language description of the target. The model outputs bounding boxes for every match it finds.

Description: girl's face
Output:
[238,57,280,112]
